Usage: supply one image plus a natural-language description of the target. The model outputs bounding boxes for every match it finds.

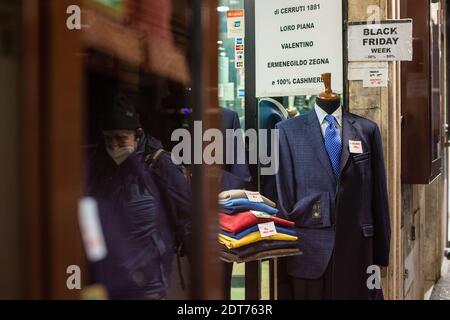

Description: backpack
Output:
[144,148,191,291]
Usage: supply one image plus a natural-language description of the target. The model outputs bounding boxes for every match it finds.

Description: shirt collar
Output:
[314,104,343,127]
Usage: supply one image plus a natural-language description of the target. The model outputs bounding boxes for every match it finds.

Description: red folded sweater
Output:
[219,211,295,234]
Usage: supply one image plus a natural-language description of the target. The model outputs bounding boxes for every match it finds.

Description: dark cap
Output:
[102,93,141,131]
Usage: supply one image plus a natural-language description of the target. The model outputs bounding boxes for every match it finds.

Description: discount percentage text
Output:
[272,76,323,86]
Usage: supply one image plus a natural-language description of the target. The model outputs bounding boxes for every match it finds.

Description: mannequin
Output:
[315,73,340,114]
[286,106,300,118]
[275,70,391,300]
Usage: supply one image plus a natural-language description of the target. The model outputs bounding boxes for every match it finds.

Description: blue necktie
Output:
[324,115,342,178]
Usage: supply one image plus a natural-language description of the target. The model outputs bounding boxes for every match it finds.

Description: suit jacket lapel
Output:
[340,112,358,174]
[306,111,336,184]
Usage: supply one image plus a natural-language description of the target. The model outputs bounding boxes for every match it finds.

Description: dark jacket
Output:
[87,139,177,299]
[275,109,391,299]
[142,135,192,256]
[220,107,252,191]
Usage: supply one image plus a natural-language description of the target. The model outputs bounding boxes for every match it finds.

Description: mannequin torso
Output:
[316,73,340,115]
[316,97,341,115]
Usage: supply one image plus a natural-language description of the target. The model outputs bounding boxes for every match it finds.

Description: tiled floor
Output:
[230,261,270,300]
[231,263,245,300]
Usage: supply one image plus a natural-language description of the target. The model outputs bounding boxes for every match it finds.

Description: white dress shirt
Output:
[314,104,343,139]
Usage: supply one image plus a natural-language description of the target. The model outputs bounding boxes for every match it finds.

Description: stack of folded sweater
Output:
[218,190,299,260]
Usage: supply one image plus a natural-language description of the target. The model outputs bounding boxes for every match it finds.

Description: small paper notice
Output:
[349,140,364,154]
[258,222,277,238]
[250,210,273,219]
[348,62,388,80]
[245,191,264,203]
[227,10,245,38]
[363,69,388,88]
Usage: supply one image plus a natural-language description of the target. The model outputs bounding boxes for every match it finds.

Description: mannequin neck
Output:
[316,97,341,115]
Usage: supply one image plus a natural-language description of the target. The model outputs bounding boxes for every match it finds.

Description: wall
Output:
[348,0,403,300]
[347,0,448,300]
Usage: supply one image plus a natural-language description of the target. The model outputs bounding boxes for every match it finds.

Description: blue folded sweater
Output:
[219,198,278,215]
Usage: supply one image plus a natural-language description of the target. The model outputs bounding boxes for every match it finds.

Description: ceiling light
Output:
[217,6,230,12]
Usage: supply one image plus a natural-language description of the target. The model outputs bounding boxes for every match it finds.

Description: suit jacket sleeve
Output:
[275,124,297,220]
[371,125,391,267]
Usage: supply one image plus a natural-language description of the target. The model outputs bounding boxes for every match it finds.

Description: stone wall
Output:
[347,0,447,300]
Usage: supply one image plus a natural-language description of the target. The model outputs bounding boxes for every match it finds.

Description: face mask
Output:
[107,146,135,165]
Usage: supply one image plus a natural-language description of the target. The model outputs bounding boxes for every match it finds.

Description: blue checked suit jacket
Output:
[275,109,391,298]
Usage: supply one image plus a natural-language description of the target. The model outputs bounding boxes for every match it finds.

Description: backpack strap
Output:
[145,149,166,168]
[146,148,191,185]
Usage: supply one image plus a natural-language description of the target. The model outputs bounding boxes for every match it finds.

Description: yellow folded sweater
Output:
[219,231,298,249]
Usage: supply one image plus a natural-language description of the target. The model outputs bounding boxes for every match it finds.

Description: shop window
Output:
[219,0,344,300]
[81,0,197,300]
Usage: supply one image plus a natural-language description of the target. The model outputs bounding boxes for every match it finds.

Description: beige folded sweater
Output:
[218,189,276,208]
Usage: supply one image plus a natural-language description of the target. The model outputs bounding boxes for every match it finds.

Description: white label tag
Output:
[78,197,108,262]
[250,210,273,219]
[258,222,277,238]
[349,140,363,154]
[245,191,264,203]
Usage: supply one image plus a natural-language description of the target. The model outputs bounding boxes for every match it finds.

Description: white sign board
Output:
[348,19,413,61]
[255,0,343,97]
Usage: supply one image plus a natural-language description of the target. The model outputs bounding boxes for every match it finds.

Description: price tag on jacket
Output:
[258,222,277,238]
[245,191,264,202]
[349,140,364,154]
[250,210,273,219]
